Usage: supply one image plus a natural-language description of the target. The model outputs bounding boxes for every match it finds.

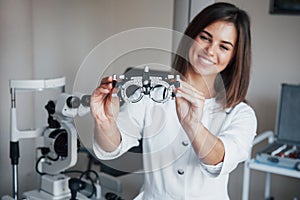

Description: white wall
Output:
[1,0,300,199]
[0,0,39,195]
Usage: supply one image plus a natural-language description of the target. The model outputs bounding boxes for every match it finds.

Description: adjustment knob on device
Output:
[66,96,80,108]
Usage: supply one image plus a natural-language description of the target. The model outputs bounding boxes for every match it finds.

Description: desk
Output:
[100,172,144,200]
[1,173,144,200]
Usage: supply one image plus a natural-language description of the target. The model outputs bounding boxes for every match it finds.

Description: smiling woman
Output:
[173,2,252,109]
[188,20,237,77]
[91,2,256,200]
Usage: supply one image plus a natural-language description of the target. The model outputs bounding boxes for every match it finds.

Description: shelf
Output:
[248,159,300,178]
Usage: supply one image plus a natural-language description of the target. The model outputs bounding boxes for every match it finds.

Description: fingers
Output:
[176,81,205,107]
[91,76,115,97]
[100,76,113,84]
[90,76,120,122]
[90,76,115,111]
[179,81,204,97]
[100,76,114,91]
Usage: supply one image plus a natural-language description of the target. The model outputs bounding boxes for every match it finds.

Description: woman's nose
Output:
[205,43,215,56]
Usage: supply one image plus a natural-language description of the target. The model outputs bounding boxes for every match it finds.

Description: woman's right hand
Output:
[90,76,122,152]
[90,76,120,128]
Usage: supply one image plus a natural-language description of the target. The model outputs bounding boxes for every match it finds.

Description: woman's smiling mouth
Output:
[198,55,215,66]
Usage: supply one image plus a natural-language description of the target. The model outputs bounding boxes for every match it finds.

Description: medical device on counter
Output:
[4,77,100,200]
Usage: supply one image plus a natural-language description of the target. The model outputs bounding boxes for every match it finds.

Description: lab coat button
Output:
[182,140,189,146]
[177,169,184,175]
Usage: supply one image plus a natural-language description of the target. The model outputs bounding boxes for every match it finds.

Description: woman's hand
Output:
[175,80,205,131]
[175,81,225,164]
[90,76,120,129]
[90,76,122,152]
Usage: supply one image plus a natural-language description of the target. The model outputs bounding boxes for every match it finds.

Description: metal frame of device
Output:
[9,77,66,200]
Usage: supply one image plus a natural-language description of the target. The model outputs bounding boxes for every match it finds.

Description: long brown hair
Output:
[172,2,252,108]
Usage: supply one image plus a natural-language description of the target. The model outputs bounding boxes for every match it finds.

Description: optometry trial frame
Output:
[112,66,180,104]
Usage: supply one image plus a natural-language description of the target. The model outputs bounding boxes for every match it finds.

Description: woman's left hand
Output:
[175,81,205,132]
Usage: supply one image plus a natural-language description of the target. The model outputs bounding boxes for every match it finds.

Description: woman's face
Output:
[188,20,237,76]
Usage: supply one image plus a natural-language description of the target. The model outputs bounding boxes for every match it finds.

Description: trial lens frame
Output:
[112,66,180,104]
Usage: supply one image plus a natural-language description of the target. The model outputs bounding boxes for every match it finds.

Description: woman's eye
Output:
[200,35,209,41]
[220,45,229,51]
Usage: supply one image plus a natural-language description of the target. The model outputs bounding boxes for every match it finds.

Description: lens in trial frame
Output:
[123,85,143,103]
[120,79,144,103]
[150,85,170,103]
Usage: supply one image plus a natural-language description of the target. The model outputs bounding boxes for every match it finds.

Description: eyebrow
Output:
[201,30,234,47]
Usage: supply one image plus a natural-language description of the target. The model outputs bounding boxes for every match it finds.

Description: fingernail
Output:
[176,92,182,98]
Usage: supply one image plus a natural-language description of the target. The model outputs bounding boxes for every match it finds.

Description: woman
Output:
[90,2,257,199]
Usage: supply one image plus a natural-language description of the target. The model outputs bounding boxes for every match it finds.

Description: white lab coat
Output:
[94,96,257,200]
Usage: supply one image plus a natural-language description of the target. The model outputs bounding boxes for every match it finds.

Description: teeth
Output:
[200,56,213,65]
